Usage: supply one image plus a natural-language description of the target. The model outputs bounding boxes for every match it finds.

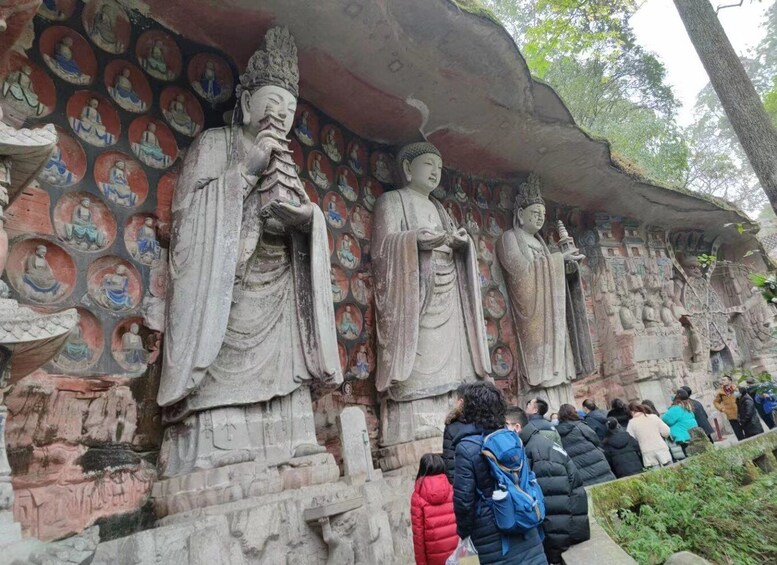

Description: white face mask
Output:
[551,419,559,427]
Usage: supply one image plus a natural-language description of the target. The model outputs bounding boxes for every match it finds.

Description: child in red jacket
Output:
[411,453,459,565]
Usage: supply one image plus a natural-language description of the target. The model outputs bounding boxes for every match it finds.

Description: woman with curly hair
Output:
[451,382,547,565]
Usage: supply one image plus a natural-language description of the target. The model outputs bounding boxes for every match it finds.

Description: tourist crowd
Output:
[410,378,776,565]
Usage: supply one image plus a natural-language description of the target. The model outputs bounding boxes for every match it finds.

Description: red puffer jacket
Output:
[411,473,459,565]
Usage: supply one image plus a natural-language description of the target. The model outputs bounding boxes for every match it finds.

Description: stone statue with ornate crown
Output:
[496,173,594,410]
[157,27,341,478]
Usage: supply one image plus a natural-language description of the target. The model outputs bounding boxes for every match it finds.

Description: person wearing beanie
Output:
[680,385,715,441]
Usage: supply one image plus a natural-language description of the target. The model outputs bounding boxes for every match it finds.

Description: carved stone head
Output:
[514,173,546,235]
[681,255,703,279]
[396,142,442,195]
[516,203,545,236]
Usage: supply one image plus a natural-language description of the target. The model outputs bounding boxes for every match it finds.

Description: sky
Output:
[631,0,774,126]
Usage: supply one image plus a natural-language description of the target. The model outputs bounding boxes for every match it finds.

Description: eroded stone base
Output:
[376,437,443,473]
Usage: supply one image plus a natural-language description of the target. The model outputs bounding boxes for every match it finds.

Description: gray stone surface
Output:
[664,551,712,565]
[561,517,637,565]
[337,407,376,480]
[633,335,684,362]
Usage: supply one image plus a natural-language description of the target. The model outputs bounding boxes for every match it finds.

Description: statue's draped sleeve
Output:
[158,128,255,407]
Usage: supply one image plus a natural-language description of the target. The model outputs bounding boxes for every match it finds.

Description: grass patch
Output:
[591,439,777,564]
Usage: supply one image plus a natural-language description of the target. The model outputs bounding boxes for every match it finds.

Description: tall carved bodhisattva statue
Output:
[373,142,490,446]
[496,174,594,409]
[158,28,341,478]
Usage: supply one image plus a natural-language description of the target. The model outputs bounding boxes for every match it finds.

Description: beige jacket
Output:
[627,413,671,453]
[713,387,738,420]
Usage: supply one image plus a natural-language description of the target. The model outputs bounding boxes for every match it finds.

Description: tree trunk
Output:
[674,0,777,215]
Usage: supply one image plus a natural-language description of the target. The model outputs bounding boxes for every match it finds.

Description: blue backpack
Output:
[468,429,546,536]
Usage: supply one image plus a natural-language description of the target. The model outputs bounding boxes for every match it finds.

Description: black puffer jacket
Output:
[583,410,609,441]
[520,423,590,563]
[602,429,643,478]
[737,393,765,438]
[443,414,467,484]
[689,398,715,437]
[556,420,616,486]
[452,424,548,565]
[607,407,632,428]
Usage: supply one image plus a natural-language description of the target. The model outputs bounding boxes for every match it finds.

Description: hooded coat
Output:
[602,429,643,478]
[519,423,589,563]
[737,392,765,438]
[411,474,459,565]
[442,409,467,484]
[452,424,548,565]
[583,409,609,441]
[556,420,615,486]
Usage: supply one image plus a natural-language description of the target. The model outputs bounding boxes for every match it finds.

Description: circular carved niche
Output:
[51,307,103,371]
[136,30,182,82]
[155,172,176,241]
[370,152,395,186]
[160,86,204,137]
[40,26,97,87]
[111,316,159,374]
[38,0,78,22]
[82,0,132,55]
[38,126,87,189]
[0,53,56,120]
[128,116,179,170]
[86,256,142,312]
[335,233,361,271]
[187,53,233,106]
[345,140,368,177]
[103,60,152,114]
[491,345,513,378]
[124,214,162,266]
[66,90,121,148]
[93,151,149,208]
[347,341,375,380]
[53,192,117,252]
[335,303,363,341]
[293,103,319,147]
[7,238,76,304]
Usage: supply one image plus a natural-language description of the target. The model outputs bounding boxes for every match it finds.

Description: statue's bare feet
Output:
[414,426,442,441]
[293,443,327,458]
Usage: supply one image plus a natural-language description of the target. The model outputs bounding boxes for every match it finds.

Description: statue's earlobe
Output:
[240,91,251,126]
[402,160,412,183]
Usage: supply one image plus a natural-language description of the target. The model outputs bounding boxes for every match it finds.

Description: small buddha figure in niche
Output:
[478,239,493,263]
[163,94,198,136]
[294,109,314,145]
[40,144,75,187]
[141,40,172,80]
[352,273,369,304]
[331,271,346,302]
[90,3,124,53]
[23,244,62,302]
[338,234,358,269]
[100,160,136,206]
[97,264,133,311]
[372,141,490,446]
[65,197,104,250]
[121,323,148,370]
[347,145,363,175]
[70,97,114,146]
[350,207,367,239]
[57,313,92,365]
[322,128,341,162]
[373,153,392,184]
[363,179,378,211]
[309,152,329,189]
[453,177,467,202]
[46,36,89,84]
[2,65,44,116]
[353,344,369,379]
[476,183,489,209]
[337,169,357,201]
[135,217,161,264]
[493,347,510,376]
[642,297,660,329]
[326,198,345,228]
[109,68,146,112]
[132,122,171,168]
[193,60,225,104]
[40,0,65,20]
[338,305,360,339]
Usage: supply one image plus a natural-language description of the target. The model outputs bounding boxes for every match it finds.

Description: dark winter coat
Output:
[443,415,467,484]
[607,407,632,428]
[737,393,765,438]
[602,429,643,478]
[519,423,590,563]
[583,410,609,442]
[689,398,715,437]
[529,414,562,446]
[556,420,616,487]
[411,474,459,565]
[452,424,548,565]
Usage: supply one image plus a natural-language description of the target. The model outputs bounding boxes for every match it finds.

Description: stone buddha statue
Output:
[372,141,490,446]
[496,173,594,410]
[157,27,341,478]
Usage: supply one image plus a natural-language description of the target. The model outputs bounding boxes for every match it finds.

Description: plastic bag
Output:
[445,537,480,565]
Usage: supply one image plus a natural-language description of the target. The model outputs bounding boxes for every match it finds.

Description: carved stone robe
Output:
[158,126,341,419]
[496,228,593,405]
[372,189,490,401]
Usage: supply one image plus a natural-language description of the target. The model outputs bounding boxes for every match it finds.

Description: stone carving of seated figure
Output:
[99,160,136,206]
[23,244,63,302]
[70,98,115,146]
[141,40,173,80]
[65,197,104,250]
[193,61,225,104]
[89,4,123,53]
[40,144,75,187]
[132,122,171,168]
[45,37,89,84]
[57,313,91,365]
[163,94,197,136]
[121,323,148,370]
[97,264,133,310]
[2,65,44,116]
[135,217,161,263]
[109,68,146,112]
